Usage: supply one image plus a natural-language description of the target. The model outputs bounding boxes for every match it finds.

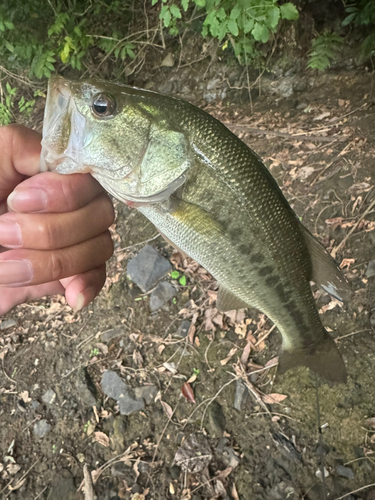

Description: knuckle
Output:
[49,251,65,281]
[102,230,114,260]
[38,220,60,249]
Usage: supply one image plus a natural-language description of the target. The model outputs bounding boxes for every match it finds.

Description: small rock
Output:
[134,385,158,405]
[277,78,294,98]
[206,77,221,91]
[149,282,177,311]
[160,53,175,67]
[337,464,354,479]
[315,467,329,480]
[101,327,125,343]
[169,464,181,480]
[206,401,226,437]
[176,320,191,338]
[33,419,51,438]
[42,389,56,405]
[31,401,40,410]
[0,319,16,330]
[101,371,144,416]
[366,260,375,278]
[217,444,240,469]
[76,453,85,463]
[127,245,171,292]
[234,379,249,411]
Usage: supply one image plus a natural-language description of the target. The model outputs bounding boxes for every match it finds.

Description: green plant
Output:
[0,83,17,125]
[89,347,100,357]
[342,1,375,61]
[153,0,299,61]
[170,270,187,286]
[307,31,343,71]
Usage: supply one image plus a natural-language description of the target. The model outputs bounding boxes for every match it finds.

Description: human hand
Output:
[0,124,114,315]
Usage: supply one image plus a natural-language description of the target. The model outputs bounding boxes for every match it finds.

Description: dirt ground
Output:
[0,69,375,500]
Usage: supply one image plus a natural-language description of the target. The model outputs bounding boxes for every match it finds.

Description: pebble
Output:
[233,379,249,411]
[42,389,56,405]
[149,282,177,311]
[206,401,226,437]
[315,467,329,479]
[337,464,354,479]
[176,320,191,338]
[0,319,16,330]
[33,419,51,438]
[127,245,171,293]
[160,53,175,67]
[101,371,145,416]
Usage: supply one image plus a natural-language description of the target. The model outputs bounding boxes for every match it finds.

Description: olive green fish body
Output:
[40,77,350,383]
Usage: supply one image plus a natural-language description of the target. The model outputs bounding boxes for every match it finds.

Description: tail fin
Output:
[278,333,347,384]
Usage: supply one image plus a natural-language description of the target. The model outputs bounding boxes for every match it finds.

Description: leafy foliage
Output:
[154,0,299,61]
[0,83,35,126]
[308,31,343,71]
[342,1,375,61]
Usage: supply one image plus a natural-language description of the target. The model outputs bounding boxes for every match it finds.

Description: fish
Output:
[40,76,351,383]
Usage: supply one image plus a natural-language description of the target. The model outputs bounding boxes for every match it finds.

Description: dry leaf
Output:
[240,342,251,365]
[187,373,197,384]
[19,391,31,404]
[319,298,342,314]
[262,393,288,404]
[181,382,196,403]
[265,357,279,368]
[220,347,238,366]
[160,400,174,419]
[7,463,21,475]
[163,362,177,374]
[93,431,109,447]
[314,111,330,121]
[340,258,355,269]
[231,482,240,500]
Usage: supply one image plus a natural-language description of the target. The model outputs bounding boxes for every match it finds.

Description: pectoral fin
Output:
[217,286,249,312]
[300,224,351,302]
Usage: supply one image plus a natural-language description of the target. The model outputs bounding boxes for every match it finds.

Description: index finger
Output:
[0,124,41,200]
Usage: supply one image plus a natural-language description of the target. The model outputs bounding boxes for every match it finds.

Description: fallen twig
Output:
[83,464,97,500]
[334,483,375,500]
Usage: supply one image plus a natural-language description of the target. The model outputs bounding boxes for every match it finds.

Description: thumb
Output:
[0,124,42,201]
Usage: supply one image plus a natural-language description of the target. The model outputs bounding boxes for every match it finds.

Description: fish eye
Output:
[92,93,116,117]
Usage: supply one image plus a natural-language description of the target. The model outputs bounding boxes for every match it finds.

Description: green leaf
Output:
[217,19,228,41]
[179,275,187,286]
[0,22,5,32]
[4,21,14,30]
[170,4,181,18]
[152,0,159,5]
[267,6,280,29]
[227,18,238,36]
[243,17,254,34]
[252,22,269,43]
[171,270,180,279]
[61,42,71,63]
[5,40,14,52]
[194,0,206,6]
[280,3,299,21]
[160,6,171,27]
[230,5,242,20]
[182,0,189,11]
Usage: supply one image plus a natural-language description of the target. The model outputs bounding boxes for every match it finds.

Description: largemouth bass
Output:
[40,76,350,383]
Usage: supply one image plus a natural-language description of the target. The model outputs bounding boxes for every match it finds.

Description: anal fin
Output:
[217,286,249,312]
[300,223,351,302]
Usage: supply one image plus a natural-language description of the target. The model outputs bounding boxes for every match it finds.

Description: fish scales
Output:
[40,77,350,383]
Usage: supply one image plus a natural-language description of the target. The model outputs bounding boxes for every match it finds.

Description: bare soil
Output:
[0,69,375,500]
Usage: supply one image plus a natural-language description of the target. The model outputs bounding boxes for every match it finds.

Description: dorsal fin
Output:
[300,224,351,302]
[217,286,249,312]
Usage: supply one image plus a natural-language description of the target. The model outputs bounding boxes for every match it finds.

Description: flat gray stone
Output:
[149,282,177,311]
[42,389,56,405]
[127,245,171,293]
[366,260,375,278]
[336,464,354,479]
[101,371,145,416]
[33,419,51,438]
[0,319,16,330]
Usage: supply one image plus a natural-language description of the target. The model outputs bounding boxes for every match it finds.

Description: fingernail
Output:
[0,220,22,248]
[0,260,33,285]
[7,189,48,213]
[73,286,96,312]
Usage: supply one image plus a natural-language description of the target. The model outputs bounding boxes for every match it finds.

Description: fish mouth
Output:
[94,172,186,206]
[40,76,93,174]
